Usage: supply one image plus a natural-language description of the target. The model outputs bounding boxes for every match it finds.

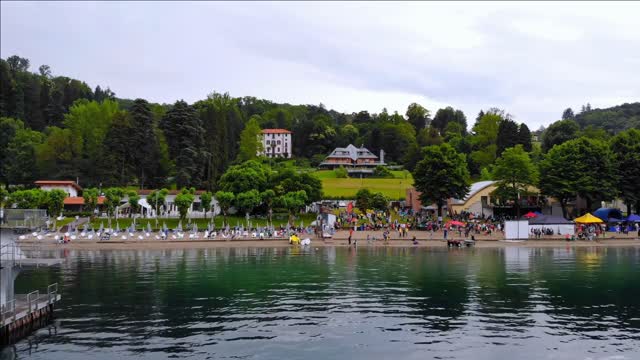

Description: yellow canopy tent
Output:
[574,213,604,224]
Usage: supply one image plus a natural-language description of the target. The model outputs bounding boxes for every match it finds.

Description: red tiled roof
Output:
[35,180,82,191]
[63,196,105,205]
[261,129,292,134]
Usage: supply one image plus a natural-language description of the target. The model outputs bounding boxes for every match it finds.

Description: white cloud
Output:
[1,1,639,130]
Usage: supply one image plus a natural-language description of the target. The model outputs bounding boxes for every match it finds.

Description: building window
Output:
[277,140,281,145]
[277,147,280,152]
[266,140,270,145]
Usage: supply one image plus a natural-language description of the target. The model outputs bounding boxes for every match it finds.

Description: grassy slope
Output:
[312,170,414,200]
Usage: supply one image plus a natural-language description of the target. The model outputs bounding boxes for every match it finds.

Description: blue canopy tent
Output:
[627,214,640,222]
[593,208,624,222]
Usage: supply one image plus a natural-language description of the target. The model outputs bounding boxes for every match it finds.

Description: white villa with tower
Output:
[259,129,292,158]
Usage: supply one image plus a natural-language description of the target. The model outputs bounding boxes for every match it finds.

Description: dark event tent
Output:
[528,215,573,225]
[593,208,624,222]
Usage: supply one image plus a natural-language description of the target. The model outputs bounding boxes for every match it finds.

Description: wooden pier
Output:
[0,283,61,345]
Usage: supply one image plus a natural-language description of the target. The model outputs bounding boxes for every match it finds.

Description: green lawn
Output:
[88,214,318,231]
[311,170,413,200]
[320,177,413,200]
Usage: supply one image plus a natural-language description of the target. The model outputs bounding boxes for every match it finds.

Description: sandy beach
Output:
[15,230,640,250]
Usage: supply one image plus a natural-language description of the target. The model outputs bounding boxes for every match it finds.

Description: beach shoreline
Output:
[17,237,640,251]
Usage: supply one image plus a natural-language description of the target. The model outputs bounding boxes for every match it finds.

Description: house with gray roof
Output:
[318,144,385,174]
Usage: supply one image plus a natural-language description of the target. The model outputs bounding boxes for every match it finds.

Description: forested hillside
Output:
[1,55,638,193]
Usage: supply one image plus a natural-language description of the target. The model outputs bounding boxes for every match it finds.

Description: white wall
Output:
[505,220,529,240]
[260,133,292,158]
[39,185,78,197]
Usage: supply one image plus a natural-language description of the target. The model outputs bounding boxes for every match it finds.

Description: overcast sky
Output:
[2,1,639,129]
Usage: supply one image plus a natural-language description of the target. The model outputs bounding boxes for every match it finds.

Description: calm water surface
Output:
[2,246,640,360]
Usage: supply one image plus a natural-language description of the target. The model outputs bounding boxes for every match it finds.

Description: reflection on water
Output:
[3,246,640,360]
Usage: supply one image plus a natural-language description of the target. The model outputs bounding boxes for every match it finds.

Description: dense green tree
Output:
[237,116,263,161]
[196,92,243,190]
[36,126,82,179]
[214,191,235,226]
[276,190,308,225]
[82,188,100,217]
[129,99,162,188]
[405,103,430,133]
[492,145,538,218]
[103,187,125,228]
[4,126,44,184]
[62,99,121,184]
[236,189,261,217]
[174,188,195,222]
[160,100,205,187]
[496,119,520,156]
[610,129,640,214]
[370,192,389,211]
[541,119,580,152]
[517,123,533,152]
[270,168,323,203]
[218,160,272,194]
[431,107,467,135]
[102,112,134,185]
[45,189,67,227]
[469,112,501,174]
[147,188,169,216]
[539,137,617,216]
[562,108,575,120]
[9,189,45,209]
[355,188,372,213]
[0,117,25,182]
[412,143,470,217]
[127,190,140,217]
[200,191,213,219]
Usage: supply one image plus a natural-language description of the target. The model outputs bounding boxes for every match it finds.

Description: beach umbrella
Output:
[607,217,623,223]
[574,213,604,224]
[523,212,538,218]
[446,220,465,227]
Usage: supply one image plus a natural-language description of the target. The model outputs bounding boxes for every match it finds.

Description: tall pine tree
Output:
[129,99,162,188]
[160,100,205,188]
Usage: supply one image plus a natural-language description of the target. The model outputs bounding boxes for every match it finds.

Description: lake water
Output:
[2,246,640,360]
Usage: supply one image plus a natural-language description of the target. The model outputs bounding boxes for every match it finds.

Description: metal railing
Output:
[26,290,40,312]
[0,299,16,323]
[0,282,59,323]
[47,283,58,304]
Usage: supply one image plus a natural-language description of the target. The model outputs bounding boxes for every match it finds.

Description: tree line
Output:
[1,55,639,215]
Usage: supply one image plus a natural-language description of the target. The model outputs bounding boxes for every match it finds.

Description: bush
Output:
[335,166,349,178]
[372,165,394,178]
